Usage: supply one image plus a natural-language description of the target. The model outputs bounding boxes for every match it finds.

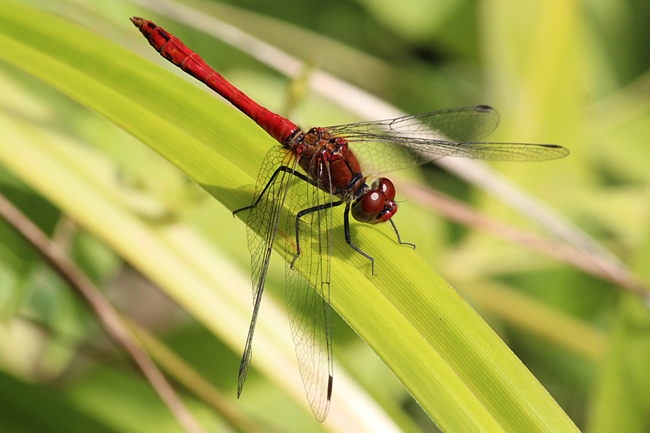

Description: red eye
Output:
[351,191,386,222]
[378,178,395,200]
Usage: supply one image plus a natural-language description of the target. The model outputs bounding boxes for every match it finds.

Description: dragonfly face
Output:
[351,178,398,224]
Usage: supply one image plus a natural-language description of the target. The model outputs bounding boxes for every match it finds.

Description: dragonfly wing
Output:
[238,146,298,396]
[330,105,500,143]
[352,140,569,175]
[284,156,334,422]
[326,105,568,175]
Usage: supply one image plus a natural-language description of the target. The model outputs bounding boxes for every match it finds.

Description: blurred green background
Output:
[1,0,650,431]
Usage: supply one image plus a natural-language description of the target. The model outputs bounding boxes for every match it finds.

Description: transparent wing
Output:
[284,156,334,422]
[238,146,298,396]
[325,105,569,175]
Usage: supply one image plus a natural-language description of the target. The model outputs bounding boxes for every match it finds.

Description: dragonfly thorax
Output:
[290,128,398,224]
[291,127,364,198]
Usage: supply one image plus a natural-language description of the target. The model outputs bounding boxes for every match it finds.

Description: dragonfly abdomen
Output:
[131,17,299,145]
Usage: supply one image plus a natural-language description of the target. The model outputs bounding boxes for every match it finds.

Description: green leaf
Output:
[588,295,650,433]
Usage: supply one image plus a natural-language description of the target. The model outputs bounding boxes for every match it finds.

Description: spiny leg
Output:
[343,203,376,275]
[233,166,317,216]
[389,219,416,248]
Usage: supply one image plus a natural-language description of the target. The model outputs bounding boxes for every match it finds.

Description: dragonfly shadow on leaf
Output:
[200,183,257,217]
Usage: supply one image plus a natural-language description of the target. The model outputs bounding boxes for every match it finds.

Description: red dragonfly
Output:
[132,17,569,421]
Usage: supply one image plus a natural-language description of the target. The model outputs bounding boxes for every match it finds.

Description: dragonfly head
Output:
[351,178,397,224]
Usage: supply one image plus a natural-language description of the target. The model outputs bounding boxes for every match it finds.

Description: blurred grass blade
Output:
[587,294,650,433]
[127,319,266,433]
[0,370,118,433]
[0,1,579,431]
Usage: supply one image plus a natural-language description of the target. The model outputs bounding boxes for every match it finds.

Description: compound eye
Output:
[378,178,395,200]
[351,191,386,222]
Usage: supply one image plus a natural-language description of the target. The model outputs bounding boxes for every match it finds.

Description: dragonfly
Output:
[131,17,569,422]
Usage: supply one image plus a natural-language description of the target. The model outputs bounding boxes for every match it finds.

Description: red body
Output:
[132,18,299,145]
[131,18,393,222]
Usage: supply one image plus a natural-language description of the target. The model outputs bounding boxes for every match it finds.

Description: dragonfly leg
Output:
[290,200,344,269]
[389,219,416,249]
[233,166,315,216]
[343,203,376,276]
